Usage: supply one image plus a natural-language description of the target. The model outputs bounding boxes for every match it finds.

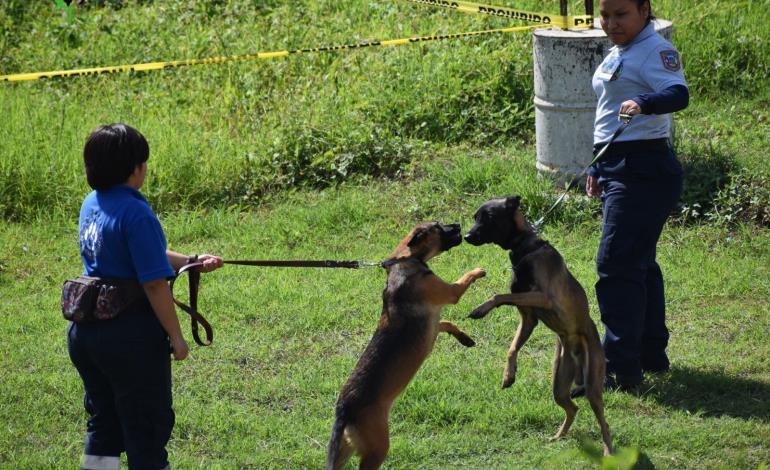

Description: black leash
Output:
[170,258,383,345]
[532,113,634,233]
[223,259,382,269]
[171,110,628,345]
[170,261,213,346]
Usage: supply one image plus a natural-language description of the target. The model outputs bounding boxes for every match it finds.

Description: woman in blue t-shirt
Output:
[586,0,688,391]
[69,123,224,470]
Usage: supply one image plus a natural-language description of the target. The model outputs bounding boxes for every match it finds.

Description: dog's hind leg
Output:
[586,385,613,456]
[502,311,538,388]
[549,339,578,442]
[439,320,475,347]
[585,349,613,455]
[353,406,390,470]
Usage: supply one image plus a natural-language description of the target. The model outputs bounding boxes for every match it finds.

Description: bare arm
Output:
[167,250,224,272]
[151,250,223,359]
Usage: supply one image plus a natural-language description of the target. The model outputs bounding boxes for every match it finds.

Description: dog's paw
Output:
[472,268,486,279]
[501,376,515,389]
[468,304,490,319]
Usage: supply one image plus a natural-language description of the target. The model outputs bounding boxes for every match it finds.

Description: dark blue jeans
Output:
[594,139,683,381]
[67,301,174,470]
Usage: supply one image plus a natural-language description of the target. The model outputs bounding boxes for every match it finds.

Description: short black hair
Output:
[635,0,655,24]
[83,123,149,190]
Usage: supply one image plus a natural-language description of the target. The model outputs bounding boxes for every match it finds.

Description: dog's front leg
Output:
[449,268,487,304]
[439,320,475,347]
[470,291,552,318]
[423,268,486,305]
[502,311,538,388]
[468,296,501,319]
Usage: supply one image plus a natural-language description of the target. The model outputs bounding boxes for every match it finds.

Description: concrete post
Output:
[533,20,673,182]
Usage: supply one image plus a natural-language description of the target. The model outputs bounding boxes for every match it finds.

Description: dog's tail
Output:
[570,336,592,399]
[579,335,591,388]
[326,403,348,470]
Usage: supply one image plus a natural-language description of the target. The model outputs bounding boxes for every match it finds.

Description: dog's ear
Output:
[505,196,521,210]
[407,227,428,248]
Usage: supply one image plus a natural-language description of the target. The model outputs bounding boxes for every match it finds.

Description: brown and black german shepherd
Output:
[465,196,612,456]
[327,222,486,470]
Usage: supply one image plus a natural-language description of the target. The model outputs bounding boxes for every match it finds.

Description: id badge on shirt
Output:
[597,50,623,82]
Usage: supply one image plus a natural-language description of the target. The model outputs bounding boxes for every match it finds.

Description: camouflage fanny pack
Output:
[61,276,145,322]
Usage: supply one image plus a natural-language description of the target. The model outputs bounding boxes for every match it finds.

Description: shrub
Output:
[706,169,770,228]
[264,125,415,189]
[676,144,735,222]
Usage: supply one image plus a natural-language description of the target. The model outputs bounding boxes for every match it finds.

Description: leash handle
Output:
[170,261,214,346]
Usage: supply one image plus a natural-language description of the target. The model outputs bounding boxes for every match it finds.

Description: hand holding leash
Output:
[590,113,633,166]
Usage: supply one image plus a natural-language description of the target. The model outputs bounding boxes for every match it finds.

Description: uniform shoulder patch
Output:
[659,49,681,71]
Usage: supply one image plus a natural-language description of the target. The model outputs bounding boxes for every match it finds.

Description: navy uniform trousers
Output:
[67,299,174,470]
[594,138,683,382]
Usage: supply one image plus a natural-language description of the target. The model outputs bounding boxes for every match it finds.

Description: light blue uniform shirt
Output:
[592,22,687,144]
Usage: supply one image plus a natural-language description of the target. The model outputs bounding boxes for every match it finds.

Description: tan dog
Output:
[465,196,612,456]
[327,222,486,470]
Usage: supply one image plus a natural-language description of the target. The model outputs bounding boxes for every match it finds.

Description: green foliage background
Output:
[1,0,768,222]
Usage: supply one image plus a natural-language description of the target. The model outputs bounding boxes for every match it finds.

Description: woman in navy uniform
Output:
[586,0,688,390]
[69,124,224,470]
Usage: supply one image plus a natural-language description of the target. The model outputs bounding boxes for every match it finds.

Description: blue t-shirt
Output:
[79,185,175,283]
[592,22,687,144]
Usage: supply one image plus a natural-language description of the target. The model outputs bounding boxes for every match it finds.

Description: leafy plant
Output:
[0,0,767,225]
[676,143,735,223]
[573,439,643,470]
[706,169,770,227]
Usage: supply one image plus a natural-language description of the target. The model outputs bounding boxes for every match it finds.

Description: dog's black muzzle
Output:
[440,223,463,250]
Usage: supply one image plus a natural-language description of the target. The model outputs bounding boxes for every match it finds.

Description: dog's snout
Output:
[464,227,484,246]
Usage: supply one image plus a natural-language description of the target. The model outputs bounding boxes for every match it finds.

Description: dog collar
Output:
[380,257,429,270]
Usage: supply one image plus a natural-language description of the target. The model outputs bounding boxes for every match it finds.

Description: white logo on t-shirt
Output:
[80,210,102,261]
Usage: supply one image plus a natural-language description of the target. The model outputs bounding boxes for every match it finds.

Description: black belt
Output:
[594,138,669,157]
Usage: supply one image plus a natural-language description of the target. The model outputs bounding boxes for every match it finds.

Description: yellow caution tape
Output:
[405,0,593,28]
[0,24,539,83]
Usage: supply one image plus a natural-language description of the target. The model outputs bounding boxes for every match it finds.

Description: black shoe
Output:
[569,373,643,397]
[642,364,670,374]
[604,373,642,392]
[641,355,670,374]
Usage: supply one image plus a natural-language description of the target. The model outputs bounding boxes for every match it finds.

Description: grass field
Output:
[1,1,769,469]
